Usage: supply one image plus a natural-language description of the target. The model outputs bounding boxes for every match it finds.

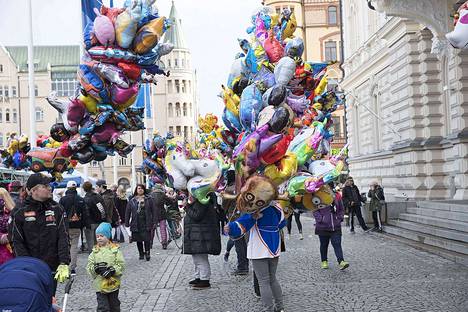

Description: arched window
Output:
[325,41,337,62]
[35,107,44,121]
[176,103,181,117]
[183,103,187,116]
[181,80,186,93]
[167,80,173,93]
[168,103,173,117]
[12,109,17,123]
[5,109,10,122]
[328,6,337,25]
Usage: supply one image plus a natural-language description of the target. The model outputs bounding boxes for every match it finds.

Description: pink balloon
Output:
[93,8,115,46]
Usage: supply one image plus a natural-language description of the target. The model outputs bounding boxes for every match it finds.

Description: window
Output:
[190,103,193,116]
[34,85,38,97]
[168,103,173,117]
[328,6,337,25]
[168,59,171,68]
[184,126,188,139]
[11,86,16,97]
[182,59,185,68]
[290,6,295,13]
[0,65,3,73]
[5,109,10,122]
[175,58,178,68]
[325,41,337,62]
[12,109,17,123]
[176,126,181,136]
[188,81,191,93]
[51,72,78,97]
[276,7,280,14]
[118,157,127,166]
[91,161,99,167]
[167,80,173,93]
[0,86,3,98]
[183,103,187,116]
[168,126,174,134]
[0,133,3,146]
[332,117,342,136]
[181,80,186,93]
[4,86,9,98]
[175,80,180,93]
[35,107,44,121]
[0,109,2,122]
[176,103,181,117]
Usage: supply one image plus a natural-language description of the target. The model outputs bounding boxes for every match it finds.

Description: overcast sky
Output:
[0,0,262,117]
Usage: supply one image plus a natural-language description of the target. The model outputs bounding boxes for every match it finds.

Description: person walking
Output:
[59,181,86,275]
[83,181,108,252]
[149,184,169,249]
[125,184,154,261]
[114,186,128,243]
[0,188,15,265]
[342,177,369,233]
[368,181,385,232]
[225,201,286,312]
[286,201,303,240]
[183,193,221,289]
[313,189,349,270]
[9,173,70,295]
[86,222,125,312]
[96,180,119,229]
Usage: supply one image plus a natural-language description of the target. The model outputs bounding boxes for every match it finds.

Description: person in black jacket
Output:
[9,173,70,295]
[59,181,86,274]
[149,184,169,249]
[114,186,128,243]
[183,193,221,289]
[125,184,155,261]
[82,181,107,252]
[341,177,369,233]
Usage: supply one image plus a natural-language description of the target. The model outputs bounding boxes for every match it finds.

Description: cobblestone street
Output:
[57,217,468,312]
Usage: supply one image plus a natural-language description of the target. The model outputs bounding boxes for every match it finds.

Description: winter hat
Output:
[95,222,112,239]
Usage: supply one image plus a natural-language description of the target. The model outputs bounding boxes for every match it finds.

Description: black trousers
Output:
[234,237,249,271]
[97,290,120,312]
[286,212,303,234]
[137,241,151,256]
[350,205,368,231]
[372,211,382,228]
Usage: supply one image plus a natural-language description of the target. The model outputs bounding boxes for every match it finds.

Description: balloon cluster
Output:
[141,131,230,204]
[32,0,173,179]
[0,134,31,170]
[218,6,346,214]
[446,1,468,49]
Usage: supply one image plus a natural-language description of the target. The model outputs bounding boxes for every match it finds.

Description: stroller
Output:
[0,257,71,312]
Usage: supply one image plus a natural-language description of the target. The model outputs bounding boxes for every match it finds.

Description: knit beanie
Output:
[95,222,112,239]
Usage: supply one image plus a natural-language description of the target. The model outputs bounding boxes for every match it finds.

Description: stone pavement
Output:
[56,217,468,312]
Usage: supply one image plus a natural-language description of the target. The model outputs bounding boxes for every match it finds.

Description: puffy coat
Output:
[368,186,385,212]
[86,243,125,293]
[125,196,155,232]
[9,197,70,271]
[183,195,221,255]
[149,188,167,222]
[313,194,345,235]
[59,189,86,229]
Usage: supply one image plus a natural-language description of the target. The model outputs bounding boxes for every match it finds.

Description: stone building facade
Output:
[341,0,468,200]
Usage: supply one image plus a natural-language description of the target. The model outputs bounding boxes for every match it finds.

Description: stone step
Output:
[398,213,468,233]
[387,219,468,244]
[406,207,468,223]
[381,227,468,267]
[383,224,468,256]
[417,201,468,213]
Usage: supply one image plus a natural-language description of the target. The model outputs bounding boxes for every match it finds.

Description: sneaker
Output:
[223,252,230,262]
[321,261,329,269]
[364,228,372,233]
[339,261,349,270]
[253,292,261,299]
[70,269,76,276]
[299,233,304,240]
[189,278,200,285]
[232,269,249,276]
[192,280,211,289]
[145,252,151,261]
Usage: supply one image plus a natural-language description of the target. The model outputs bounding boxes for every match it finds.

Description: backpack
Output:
[0,257,55,311]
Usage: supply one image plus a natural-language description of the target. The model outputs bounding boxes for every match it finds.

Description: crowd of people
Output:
[0,172,385,312]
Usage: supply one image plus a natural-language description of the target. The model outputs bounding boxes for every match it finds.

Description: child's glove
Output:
[94,262,108,275]
[54,264,70,283]
[102,266,116,278]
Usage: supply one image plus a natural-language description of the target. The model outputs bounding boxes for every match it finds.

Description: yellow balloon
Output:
[221,85,240,117]
[314,76,328,96]
[308,185,334,212]
[264,152,298,186]
[282,13,297,40]
[79,94,98,114]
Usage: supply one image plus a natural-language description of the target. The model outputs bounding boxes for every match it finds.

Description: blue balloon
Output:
[222,108,242,134]
[239,84,263,132]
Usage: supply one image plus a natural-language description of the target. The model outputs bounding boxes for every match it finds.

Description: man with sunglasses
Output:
[9,173,70,295]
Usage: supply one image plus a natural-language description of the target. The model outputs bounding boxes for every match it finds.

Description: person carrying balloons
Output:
[224,176,286,312]
[86,222,125,312]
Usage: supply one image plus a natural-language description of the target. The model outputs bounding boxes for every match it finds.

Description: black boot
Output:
[139,253,144,260]
[192,279,211,289]
[189,278,200,285]
[145,251,151,261]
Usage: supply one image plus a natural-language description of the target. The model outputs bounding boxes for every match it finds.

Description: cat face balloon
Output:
[237,175,278,214]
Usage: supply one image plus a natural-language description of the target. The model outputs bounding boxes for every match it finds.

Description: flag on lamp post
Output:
[81,0,101,31]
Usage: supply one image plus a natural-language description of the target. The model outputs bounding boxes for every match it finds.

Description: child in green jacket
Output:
[86,222,125,311]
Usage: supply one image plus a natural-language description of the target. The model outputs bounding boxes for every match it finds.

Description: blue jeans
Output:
[319,233,344,263]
